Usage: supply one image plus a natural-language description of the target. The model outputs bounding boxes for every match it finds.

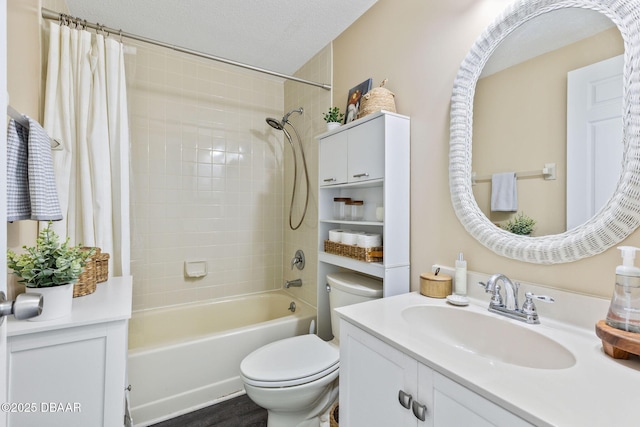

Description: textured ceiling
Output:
[64,0,378,76]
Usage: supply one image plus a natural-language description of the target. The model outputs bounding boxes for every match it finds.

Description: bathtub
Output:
[127,290,316,426]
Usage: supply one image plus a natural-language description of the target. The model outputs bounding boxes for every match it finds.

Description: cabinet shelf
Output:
[318,251,384,278]
[320,219,383,227]
[320,178,384,189]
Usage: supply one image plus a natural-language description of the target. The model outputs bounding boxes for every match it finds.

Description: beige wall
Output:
[334,0,639,298]
[473,27,623,235]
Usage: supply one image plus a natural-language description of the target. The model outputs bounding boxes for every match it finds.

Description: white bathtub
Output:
[127,290,316,426]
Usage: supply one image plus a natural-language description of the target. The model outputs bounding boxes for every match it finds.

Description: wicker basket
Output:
[96,252,110,283]
[324,240,383,263]
[330,403,339,427]
[73,247,98,298]
[357,79,396,119]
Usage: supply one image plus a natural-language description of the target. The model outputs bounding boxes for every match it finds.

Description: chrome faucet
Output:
[479,273,554,324]
[285,279,302,288]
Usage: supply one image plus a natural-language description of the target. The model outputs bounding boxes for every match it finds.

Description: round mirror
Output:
[449,0,640,264]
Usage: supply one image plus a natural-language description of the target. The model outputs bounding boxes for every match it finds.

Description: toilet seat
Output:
[240,334,339,388]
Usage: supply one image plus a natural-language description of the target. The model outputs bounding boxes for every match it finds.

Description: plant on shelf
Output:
[323,107,344,125]
[502,212,536,236]
[7,223,94,288]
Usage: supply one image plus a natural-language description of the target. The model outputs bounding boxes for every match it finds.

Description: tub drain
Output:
[288,301,296,312]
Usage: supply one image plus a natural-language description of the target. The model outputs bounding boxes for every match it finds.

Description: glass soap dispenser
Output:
[606,246,640,333]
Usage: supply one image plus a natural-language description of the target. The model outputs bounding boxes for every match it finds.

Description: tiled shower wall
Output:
[128,41,286,310]
[282,46,332,308]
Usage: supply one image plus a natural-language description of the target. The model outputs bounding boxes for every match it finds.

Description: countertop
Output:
[8,276,133,336]
[336,284,640,426]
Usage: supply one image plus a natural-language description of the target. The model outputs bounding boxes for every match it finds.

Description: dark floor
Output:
[151,394,267,427]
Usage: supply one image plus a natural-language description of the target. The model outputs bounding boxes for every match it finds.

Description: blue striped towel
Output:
[6,116,62,221]
[7,118,30,220]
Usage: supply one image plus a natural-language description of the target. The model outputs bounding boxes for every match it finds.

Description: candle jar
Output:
[333,197,351,220]
[348,200,364,221]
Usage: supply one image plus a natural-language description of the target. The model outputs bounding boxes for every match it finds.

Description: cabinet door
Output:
[433,373,532,427]
[319,132,348,186]
[347,116,385,183]
[340,321,419,427]
[8,321,128,427]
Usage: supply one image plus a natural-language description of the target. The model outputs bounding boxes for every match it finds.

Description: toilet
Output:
[240,272,383,427]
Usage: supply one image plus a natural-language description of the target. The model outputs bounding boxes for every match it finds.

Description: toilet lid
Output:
[240,334,339,388]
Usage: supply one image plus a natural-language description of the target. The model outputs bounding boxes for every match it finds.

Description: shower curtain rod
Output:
[41,8,332,91]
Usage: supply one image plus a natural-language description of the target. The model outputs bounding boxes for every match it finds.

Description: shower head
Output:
[266,107,304,131]
[266,117,284,130]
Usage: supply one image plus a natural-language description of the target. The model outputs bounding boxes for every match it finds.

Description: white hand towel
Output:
[491,172,518,212]
[7,119,31,221]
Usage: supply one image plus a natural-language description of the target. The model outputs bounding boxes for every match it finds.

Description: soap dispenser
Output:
[606,246,640,333]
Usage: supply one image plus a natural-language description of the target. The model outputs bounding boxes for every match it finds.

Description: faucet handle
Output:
[478,281,494,293]
[522,292,554,320]
[489,284,503,306]
[525,292,554,304]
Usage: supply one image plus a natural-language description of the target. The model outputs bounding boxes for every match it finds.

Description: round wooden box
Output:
[420,272,452,298]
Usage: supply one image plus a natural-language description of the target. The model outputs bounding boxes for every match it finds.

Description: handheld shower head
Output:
[266,117,284,130]
[266,107,304,131]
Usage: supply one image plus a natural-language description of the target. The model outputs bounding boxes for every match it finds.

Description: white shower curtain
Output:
[43,22,131,276]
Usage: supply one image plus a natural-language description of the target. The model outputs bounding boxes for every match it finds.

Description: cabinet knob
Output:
[398,390,413,409]
[412,400,428,421]
[352,172,369,178]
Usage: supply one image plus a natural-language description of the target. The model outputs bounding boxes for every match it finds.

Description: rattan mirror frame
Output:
[449,0,640,264]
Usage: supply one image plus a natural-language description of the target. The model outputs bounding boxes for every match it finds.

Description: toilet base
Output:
[265,382,338,427]
[244,374,339,427]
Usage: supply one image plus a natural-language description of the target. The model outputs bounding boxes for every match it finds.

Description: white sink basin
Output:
[401,305,576,370]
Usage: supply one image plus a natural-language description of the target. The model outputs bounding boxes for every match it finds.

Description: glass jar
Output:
[333,197,351,220]
[348,200,364,221]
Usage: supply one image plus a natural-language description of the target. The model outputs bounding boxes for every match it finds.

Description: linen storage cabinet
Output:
[316,111,410,340]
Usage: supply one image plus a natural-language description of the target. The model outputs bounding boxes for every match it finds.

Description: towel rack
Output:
[7,105,61,149]
[472,163,556,185]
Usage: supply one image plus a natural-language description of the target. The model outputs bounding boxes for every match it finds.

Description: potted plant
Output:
[7,224,94,321]
[323,107,344,131]
[502,212,536,236]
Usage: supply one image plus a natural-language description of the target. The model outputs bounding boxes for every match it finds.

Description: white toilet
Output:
[240,272,383,427]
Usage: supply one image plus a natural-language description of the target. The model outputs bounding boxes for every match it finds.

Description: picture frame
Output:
[344,78,373,124]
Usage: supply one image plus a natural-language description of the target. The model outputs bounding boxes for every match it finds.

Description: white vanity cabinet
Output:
[7,276,133,427]
[316,111,410,340]
[340,320,532,427]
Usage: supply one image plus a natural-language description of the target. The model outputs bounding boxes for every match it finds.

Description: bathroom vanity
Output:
[6,276,132,427]
[337,269,640,426]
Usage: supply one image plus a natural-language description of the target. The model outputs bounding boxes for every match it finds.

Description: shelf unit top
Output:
[316,110,410,140]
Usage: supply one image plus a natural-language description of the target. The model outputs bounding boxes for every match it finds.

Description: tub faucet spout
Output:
[285,279,302,288]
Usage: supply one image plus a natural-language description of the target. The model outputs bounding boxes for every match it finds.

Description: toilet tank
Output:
[327,272,383,340]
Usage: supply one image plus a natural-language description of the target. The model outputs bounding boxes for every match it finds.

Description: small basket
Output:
[96,252,110,283]
[330,402,339,427]
[324,240,383,263]
[73,247,98,298]
[357,79,396,119]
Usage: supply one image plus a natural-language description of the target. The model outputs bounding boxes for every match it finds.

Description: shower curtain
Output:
[43,21,131,276]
